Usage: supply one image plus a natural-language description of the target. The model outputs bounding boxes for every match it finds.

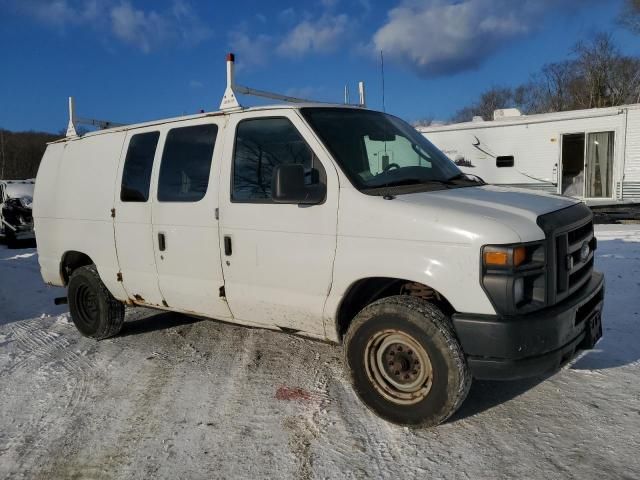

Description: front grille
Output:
[537,203,595,306]
[555,219,594,300]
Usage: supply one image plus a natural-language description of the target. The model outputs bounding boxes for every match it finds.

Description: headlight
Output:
[481,242,546,315]
[483,245,526,268]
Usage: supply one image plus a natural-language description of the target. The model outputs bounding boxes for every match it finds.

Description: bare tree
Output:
[618,0,640,34]
[572,33,640,108]
[451,86,515,122]
[447,31,640,122]
[0,129,61,179]
[412,117,436,127]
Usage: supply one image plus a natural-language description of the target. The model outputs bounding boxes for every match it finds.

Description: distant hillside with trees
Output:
[0,129,61,180]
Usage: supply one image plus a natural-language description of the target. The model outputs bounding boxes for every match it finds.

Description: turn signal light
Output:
[483,246,527,267]
[484,251,509,266]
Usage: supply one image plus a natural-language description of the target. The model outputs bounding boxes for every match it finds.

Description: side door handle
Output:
[158,232,166,252]
[224,235,232,256]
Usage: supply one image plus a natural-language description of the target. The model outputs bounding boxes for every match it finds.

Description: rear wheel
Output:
[344,295,471,427]
[68,265,125,339]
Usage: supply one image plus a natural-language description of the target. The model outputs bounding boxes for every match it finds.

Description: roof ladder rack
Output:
[219,53,366,110]
[66,97,125,138]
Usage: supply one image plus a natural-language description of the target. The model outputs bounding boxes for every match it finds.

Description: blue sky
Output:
[1,0,638,133]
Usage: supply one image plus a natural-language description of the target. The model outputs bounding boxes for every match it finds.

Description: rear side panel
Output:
[34,134,128,300]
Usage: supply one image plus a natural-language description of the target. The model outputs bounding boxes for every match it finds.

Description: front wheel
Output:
[344,296,471,427]
[68,265,125,339]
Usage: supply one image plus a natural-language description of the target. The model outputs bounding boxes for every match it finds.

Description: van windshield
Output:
[301,108,479,194]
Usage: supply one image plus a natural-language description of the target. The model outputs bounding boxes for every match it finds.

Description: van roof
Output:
[50,103,367,144]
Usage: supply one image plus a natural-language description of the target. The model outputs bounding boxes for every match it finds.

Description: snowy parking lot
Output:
[1,225,639,479]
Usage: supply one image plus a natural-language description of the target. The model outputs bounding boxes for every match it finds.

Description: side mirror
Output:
[271,164,326,205]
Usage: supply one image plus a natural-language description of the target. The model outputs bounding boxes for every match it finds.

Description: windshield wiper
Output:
[364,178,452,191]
[445,173,485,185]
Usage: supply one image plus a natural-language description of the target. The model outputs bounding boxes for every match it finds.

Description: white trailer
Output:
[418,105,640,205]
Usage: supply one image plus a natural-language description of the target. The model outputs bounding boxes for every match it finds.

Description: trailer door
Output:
[585,131,614,198]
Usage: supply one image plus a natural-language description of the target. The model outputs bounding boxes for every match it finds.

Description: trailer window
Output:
[496,155,514,168]
[158,124,218,202]
[232,117,324,202]
[121,131,160,202]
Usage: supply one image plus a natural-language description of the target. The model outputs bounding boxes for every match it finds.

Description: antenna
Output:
[380,50,386,113]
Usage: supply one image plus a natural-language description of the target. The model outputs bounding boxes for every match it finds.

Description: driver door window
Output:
[232,117,325,202]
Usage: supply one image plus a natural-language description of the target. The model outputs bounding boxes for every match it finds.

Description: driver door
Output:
[217,110,339,338]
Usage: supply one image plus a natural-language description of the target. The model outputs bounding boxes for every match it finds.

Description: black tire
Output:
[344,295,471,427]
[68,265,125,340]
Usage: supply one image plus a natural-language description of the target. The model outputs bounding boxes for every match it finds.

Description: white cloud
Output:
[110,1,212,53]
[10,0,100,28]
[169,0,212,46]
[320,0,339,8]
[189,80,204,88]
[371,0,586,77]
[277,14,349,56]
[8,0,211,53]
[277,7,296,24]
[228,30,275,69]
[110,3,170,53]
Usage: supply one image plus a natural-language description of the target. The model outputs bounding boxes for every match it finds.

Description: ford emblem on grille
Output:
[580,241,590,262]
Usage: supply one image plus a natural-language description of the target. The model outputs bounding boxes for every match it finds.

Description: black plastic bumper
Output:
[452,272,604,380]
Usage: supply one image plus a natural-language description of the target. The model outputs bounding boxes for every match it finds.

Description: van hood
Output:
[390,185,581,243]
[397,185,578,223]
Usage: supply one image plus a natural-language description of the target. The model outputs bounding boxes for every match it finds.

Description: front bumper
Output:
[452,271,604,380]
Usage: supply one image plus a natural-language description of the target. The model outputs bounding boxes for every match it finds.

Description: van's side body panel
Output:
[217,109,340,338]
[34,134,128,300]
[323,185,580,342]
[150,117,232,319]
[113,127,166,306]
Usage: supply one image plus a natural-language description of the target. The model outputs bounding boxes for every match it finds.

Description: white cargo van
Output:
[34,55,604,427]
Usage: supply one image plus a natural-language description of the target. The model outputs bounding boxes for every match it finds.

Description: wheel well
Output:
[60,251,94,285]
[336,277,454,342]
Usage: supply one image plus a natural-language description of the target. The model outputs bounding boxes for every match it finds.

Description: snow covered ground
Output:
[0,226,639,479]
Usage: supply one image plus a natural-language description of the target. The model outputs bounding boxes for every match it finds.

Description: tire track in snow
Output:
[0,318,99,474]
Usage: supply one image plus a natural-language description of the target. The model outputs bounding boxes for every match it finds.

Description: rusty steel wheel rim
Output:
[364,330,433,405]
